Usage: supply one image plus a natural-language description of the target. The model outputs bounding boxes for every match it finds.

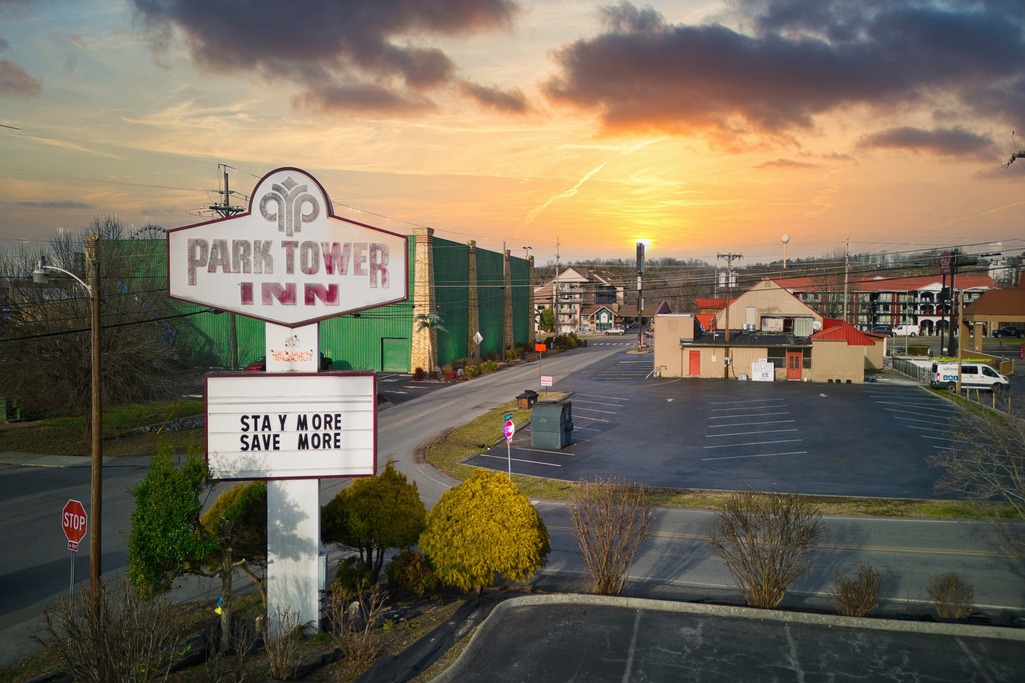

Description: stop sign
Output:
[62,499,87,547]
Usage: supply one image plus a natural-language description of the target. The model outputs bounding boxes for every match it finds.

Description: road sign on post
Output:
[62,499,87,552]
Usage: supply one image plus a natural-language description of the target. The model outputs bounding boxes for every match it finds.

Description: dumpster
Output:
[531,401,573,449]
[517,389,539,410]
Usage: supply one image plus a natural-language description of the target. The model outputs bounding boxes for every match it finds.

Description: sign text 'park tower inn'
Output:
[168,168,409,328]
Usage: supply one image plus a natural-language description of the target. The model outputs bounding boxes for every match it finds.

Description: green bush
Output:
[481,360,499,373]
[386,549,440,595]
[504,349,518,361]
[334,556,374,601]
[465,364,481,378]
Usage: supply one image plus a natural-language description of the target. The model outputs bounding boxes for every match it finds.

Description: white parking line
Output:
[707,420,795,428]
[572,415,610,422]
[474,453,564,467]
[710,398,787,405]
[705,429,798,438]
[573,393,631,401]
[876,401,954,413]
[573,407,619,415]
[572,399,628,407]
[703,438,803,449]
[711,405,788,412]
[893,416,948,425]
[703,450,809,461]
[709,411,791,419]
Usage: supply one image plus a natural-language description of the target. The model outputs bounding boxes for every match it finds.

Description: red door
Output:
[688,350,701,376]
[786,351,802,381]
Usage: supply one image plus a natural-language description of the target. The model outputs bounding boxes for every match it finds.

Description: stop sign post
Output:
[503,413,515,476]
[62,499,87,603]
[62,499,87,552]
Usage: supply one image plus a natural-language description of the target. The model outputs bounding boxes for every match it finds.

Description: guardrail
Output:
[891,357,930,383]
[891,356,1016,413]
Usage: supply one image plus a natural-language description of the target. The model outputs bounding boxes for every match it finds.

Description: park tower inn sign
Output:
[168,167,409,327]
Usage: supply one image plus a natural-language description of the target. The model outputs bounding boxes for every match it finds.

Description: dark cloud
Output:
[858,126,999,159]
[130,0,519,114]
[292,82,435,114]
[17,200,90,209]
[458,81,529,113]
[543,1,1025,154]
[0,58,41,95]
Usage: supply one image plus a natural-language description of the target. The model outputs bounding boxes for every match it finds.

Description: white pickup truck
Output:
[893,324,920,336]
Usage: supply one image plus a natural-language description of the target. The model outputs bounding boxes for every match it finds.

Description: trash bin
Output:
[531,401,573,449]
[517,389,539,410]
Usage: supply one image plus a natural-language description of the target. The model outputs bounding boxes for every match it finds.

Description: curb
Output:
[431,593,1025,682]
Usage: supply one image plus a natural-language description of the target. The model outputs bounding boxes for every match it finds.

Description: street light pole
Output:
[33,236,103,604]
[85,235,102,597]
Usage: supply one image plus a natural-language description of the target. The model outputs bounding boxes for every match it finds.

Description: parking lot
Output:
[467,351,962,499]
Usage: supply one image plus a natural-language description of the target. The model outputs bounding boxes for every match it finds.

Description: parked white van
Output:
[929,362,1009,392]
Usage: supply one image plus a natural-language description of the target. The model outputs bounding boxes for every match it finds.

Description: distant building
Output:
[534,268,623,334]
[775,274,994,335]
[654,279,885,384]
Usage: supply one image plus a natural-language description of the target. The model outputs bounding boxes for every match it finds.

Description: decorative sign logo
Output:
[167,168,409,327]
[260,177,319,237]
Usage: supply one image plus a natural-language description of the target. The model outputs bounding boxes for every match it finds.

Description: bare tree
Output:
[35,576,187,683]
[569,476,652,595]
[707,490,822,609]
[831,565,882,617]
[0,216,187,424]
[929,409,1025,559]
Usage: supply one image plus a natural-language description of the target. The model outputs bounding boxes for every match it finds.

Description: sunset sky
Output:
[2,0,1025,266]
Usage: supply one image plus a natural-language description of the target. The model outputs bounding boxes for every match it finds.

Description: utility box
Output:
[531,401,573,449]
[517,389,539,410]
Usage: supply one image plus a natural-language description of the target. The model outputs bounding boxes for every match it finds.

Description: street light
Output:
[33,235,103,602]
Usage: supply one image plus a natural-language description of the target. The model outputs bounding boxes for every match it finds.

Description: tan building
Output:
[963,288,1025,351]
[654,280,884,383]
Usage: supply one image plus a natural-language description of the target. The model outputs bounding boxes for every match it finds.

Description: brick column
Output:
[411,227,436,373]
[467,241,480,360]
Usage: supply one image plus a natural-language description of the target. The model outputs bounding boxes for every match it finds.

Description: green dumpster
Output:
[531,401,573,449]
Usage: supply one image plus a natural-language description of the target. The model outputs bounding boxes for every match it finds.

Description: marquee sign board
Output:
[206,373,377,480]
[168,168,409,328]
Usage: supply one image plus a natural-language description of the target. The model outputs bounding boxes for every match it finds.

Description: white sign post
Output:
[168,168,408,636]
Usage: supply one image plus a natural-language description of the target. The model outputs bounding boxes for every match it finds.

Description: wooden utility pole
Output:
[717,252,742,379]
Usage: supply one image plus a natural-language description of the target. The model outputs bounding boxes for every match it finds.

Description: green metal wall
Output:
[475,248,507,360]
[510,257,532,345]
[432,238,470,367]
[318,239,416,371]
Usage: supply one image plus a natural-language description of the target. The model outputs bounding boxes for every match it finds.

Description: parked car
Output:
[928,361,1009,392]
[992,326,1022,338]
[604,326,625,335]
[893,324,920,336]
[869,325,893,336]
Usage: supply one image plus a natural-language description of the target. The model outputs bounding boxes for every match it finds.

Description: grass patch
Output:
[0,399,205,457]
